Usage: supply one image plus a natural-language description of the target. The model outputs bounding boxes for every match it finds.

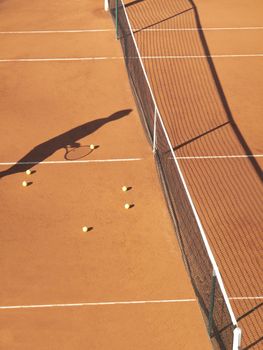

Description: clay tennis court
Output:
[1,0,262,349]
[123,0,263,349]
[0,1,212,349]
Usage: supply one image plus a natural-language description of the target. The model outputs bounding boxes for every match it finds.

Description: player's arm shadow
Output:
[0,109,132,179]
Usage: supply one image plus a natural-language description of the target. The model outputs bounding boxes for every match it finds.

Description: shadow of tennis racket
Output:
[64,144,99,160]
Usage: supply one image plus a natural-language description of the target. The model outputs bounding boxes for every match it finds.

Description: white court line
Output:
[0,27,262,34]
[143,27,263,32]
[0,54,262,63]
[1,296,262,310]
[142,54,263,59]
[0,56,123,63]
[0,298,196,310]
[0,158,143,166]
[229,296,263,301]
[0,29,114,34]
[176,154,263,160]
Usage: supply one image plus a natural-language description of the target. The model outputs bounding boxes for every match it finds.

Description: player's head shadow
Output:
[0,109,132,179]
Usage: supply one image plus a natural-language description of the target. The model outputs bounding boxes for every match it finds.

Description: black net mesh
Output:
[109,0,155,142]
[108,1,236,348]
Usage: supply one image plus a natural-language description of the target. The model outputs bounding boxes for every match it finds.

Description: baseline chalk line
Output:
[0,298,196,310]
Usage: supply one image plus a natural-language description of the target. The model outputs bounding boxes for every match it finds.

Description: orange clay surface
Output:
[125,0,263,348]
[0,1,211,350]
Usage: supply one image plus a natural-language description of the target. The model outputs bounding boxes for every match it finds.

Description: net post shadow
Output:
[125,0,144,9]
[133,7,193,34]
[236,302,263,350]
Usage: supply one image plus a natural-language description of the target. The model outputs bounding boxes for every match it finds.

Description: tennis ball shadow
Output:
[25,181,33,187]
[129,204,135,209]
[87,227,94,232]
[127,186,132,191]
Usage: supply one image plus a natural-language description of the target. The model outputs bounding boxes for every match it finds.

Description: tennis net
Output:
[106,1,241,349]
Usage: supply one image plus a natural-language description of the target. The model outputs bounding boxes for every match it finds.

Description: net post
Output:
[104,0,109,11]
[115,0,119,39]
[153,107,157,153]
[208,270,216,336]
[233,327,242,350]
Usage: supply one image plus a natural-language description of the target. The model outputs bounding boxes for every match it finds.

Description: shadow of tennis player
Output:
[0,109,132,179]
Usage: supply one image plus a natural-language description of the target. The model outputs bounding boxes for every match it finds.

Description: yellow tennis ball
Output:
[90,144,95,150]
[22,181,28,187]
[124,203,130,209]
[82,226,88,232]
[26,169,31,175]
[122,186,128,192]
